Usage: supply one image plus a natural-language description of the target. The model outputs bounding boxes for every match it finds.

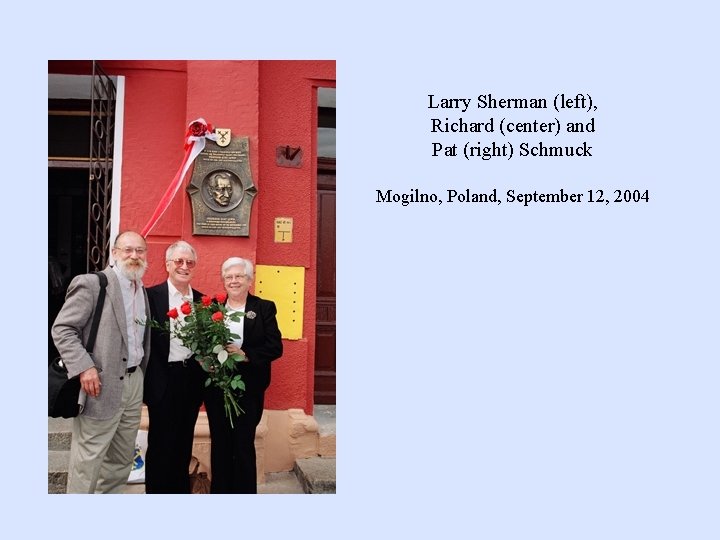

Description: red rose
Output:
[167,307,179,319]
[180,302,192,315]
[201,295,212,307]
[211,311,224,322]
[215,292,228,303]
[189,121,206,137]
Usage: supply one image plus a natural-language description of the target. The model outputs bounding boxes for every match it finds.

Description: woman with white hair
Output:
[204,256,283,493]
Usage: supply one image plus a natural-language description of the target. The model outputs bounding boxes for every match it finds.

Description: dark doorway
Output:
[48,167,88,362]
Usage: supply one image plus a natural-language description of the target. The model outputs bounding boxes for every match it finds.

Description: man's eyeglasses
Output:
[116,246,147,255]
[169,258,197,269]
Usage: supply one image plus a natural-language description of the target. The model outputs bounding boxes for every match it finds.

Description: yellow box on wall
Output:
[254,265,304,340]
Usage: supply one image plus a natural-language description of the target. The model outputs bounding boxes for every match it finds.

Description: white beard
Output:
[117,258,147,281]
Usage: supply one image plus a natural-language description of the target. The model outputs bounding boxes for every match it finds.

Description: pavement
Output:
[121,470,307,494]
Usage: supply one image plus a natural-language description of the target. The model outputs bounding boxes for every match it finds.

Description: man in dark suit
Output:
[144,240,206,493]
[52,231,151,493]
[204,257,283,493]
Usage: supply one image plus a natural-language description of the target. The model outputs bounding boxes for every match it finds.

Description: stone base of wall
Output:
[139,406,329,484]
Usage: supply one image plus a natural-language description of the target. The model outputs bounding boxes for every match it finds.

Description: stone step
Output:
[48,450,69,494]
[294,457,336,494]
[48,417,73,451]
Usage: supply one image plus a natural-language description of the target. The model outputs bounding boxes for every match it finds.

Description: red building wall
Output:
[48,60,336,414]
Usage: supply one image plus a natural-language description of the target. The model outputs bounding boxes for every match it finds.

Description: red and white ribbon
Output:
[141,118,217,237]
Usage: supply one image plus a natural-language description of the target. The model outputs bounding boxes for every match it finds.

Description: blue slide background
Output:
[9,1,719,538]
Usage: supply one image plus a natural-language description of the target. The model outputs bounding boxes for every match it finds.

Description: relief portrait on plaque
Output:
[203,170,242,212]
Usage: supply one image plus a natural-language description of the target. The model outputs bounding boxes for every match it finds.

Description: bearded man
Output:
[52,231,152,493]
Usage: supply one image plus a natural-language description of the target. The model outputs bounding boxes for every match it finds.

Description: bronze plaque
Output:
[186,137,257,236]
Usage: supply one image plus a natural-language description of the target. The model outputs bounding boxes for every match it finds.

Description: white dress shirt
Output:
[168,280,194,363]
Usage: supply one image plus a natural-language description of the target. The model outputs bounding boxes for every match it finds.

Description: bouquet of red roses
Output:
[150,292,246,427]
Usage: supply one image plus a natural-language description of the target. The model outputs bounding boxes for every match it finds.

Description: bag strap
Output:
[85,272,108,353]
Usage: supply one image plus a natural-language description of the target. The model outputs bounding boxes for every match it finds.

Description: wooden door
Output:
[314,158,336,403]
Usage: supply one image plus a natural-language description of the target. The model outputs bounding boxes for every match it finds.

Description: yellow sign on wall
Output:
[254,265,304,340]
[274,217,293,243]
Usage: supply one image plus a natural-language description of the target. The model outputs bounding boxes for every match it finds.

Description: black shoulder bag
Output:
[48,272,108,418]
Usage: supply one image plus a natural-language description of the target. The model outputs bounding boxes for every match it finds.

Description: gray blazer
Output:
[51,267,151,420]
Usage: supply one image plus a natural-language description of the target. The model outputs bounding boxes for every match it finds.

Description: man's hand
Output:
[79,366,102,398]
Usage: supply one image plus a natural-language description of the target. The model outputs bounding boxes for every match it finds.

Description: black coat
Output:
[143,282,206,407]
[226,293,283,394]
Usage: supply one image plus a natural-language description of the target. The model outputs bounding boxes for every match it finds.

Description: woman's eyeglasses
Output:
[223,274,247,282]
[169,258,197,269]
